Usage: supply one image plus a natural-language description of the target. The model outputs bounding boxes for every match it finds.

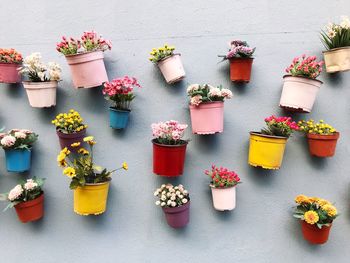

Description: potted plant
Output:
[219,40,255,82]
[154,184,190,228]
[19,52,61,108]
[102,76,141,129]
[57,136,127,215]
[51,109,88,151]
[151,120,188,176]
[279,55,324,113]
[293,194,338,244]
[0,129,38,172]
[149,44,185,84]
[187,84,233,134]
[321,16,350,73]
[0,177,45,223]
[248,115,299,169]
[0,48,22,83]
[298,119,339,157]
[56,31,112,88]
[205,165,241,211]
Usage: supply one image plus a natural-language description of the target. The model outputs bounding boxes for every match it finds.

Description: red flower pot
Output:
[301,220,332,244]
[14,193,44,223]
[162,201,190,228]
[229,58,253,82]
[152,139,188,177]
[306,132,340,157]
[56,129,86,152]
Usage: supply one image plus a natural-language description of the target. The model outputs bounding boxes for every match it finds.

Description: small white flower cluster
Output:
[154,184,189,208]
[7,179,39,202]
[187,84,233,106]
[326,16,350,39]
[24,179,38,191]
[0,129,34,148]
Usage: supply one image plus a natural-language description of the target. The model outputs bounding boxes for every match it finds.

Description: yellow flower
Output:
[71,142,81,147]
[61,147,71,155]
[63,167,76,178]
[304,211,319,225]
[57,153,66,162]
[83,136,94,142]
[322,204,337,217]
[316,198,330,206]
[295,194,309,204]
[122,162,128,170]
[78,148,89,155]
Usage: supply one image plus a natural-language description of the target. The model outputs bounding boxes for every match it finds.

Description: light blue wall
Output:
[0,1,350,262]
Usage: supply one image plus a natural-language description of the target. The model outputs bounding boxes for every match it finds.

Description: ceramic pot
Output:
[23,81,57,108]
[109,108,130,129]
[56,129,86,152]
[4,148,32,172]
[323,47,350,73]
[229,58,253,82]
[306,132,339,157]
[157,54,186,84]
[0,63,21,83]
[14,193,44,223]
[301,220,332,244]
[210,185,236,211]
[162,201,190,228]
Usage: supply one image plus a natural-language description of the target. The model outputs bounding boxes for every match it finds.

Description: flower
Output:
[151,120,188,144]
[304,211,319,225]
[83,136,94,142]
[14,132,26,139]
[122,162,128,170]
[8,185,23,201]
[24,179,38,191]
[63,167,76,178]
[295,194,309,204]
[71,142,81,147]
[187,84,233,106]
[190,95,203,106]
[1,135,16,148]
[78,148,89,155]
[322,204,337,217]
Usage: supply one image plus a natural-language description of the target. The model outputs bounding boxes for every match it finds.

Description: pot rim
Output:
[0,62,22,65]
[301,219,332,229]
[22,80,58,84]
[152,138,188,147]
[64,50,104,58]
[322,46,350,53]
[4,145,32,152]
[209,184,236,189]
[162,200,190,213]
[83,179,112,186]
[249,131,288,140]
[228,57,254,61]
[156,53,181,64]
[283,74,323,84]
[15,192,44,208]
[306,131,340,140]
[56,128,87,137]
[189,100,224,107]
[109,107,131,113]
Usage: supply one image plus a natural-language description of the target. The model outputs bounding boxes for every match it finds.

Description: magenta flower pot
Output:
[162,201,190,228]
[56,129,86,151]
[23,81,57,108]
[0,63,21,83]
[157,54,186,84]
[189,101,224,134]
[65,51,108,89]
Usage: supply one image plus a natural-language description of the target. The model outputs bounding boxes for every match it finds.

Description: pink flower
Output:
[14,132,26,139]
[190,95,203,106]
[1,135,16,148]
[24,179,38,191]
[8,185,23,201]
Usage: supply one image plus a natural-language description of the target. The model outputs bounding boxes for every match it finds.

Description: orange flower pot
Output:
[306,132,340,157]
[229,58,253,82]
[14,193,44,223]
[301,220,332,244]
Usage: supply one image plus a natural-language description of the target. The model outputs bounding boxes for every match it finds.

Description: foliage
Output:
[285,54,324,79]
[219,40,255,61]
[52,109,87,134]
[261,115,299,138]
[149,44,175,63]
[205,165,241,188]
[0,129,38,150]
[293,194,338,229]
[187,84,233,106]
[151,120,188,145]
[0,48,22,64]
[321,16,350,50]
[297,119,336,135]
[154,184,189,208]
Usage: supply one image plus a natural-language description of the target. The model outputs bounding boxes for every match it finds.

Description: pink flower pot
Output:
[279,75,322,113]
[189,101,224,134]
[65,51,108,89]
[210,185,236,211]
[157,54,185,84]
[22,81,57,108]
[0,63,21,83]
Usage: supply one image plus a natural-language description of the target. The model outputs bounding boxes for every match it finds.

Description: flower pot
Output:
[109,107,130,129]
[279,75,322,113]
[323,47,350,73]
[157,54,186,84]
[248,132,287,169]
[22,81,57,108]
[14,193,44,223]
[152,139,187,177]
[0,63,21,83]
[301,220,332,244]
[56,129,86,152]
[65,51,108,89]
[189,101,224,134]
[4,148,31,172]
[73,181,110,216]
[162,201,190,228]
[306,132,340,157]
[210,185,236,211]
[229,58,253,82]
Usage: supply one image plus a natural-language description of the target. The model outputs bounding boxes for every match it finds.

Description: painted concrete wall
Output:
[0,0,350,262]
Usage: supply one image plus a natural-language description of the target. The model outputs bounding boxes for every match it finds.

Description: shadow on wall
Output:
[4,83,23,99]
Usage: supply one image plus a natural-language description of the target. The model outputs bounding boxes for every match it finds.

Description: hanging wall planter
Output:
[149,45,185,84]
[0,48,22,83]
[23,81,58,108]
[109,108,130,129]
[15,193,44,223]
[5,148,32,172]
[56,129,87,151]
[56,31,112,89]
[323,47,350,73]
[187,84,232,134]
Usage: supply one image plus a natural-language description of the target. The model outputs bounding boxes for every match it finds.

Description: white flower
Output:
[24,179,38,191]
[161,184,166,188]
[179,195,184,199]
[167,200,172,205]
[155,201,161,206]
[175,191,181,195]
[161,195,166,201]
[208,87,222,97]
[340,16,350,29]
[171,202,176,207]
[48,62,61,81]
[221,88,233,99]
[37,71,45,81]
[8,185,23,201]
[166,192,171,197]
[20,129,33,134]
[1,135,16,147]
[187,84,200,93]
[327,30,336,39]
[190,95,202,106]
[162,190,166,195]
[183,190,188,195]
[14,132,26,139]
[182,198,188,204]
[153,190,159,196]
[170,195,176,201]
[161,202,166,207]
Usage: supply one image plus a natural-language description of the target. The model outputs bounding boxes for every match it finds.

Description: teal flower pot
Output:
[4,148,32,172]
[109,108,130,129]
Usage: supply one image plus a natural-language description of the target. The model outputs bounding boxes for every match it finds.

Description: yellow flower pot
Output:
[73,181,110,216]
[248,132,287,169]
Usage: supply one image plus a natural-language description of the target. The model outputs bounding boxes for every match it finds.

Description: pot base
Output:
[279,104,309,113]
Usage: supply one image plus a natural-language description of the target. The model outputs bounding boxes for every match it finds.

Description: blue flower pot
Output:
[109,108,130,129]
[4,148,32,172]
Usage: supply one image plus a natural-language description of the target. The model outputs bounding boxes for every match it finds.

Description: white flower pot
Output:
[210,185,236,211]
[23,81,58,108]
[157,54,186,84]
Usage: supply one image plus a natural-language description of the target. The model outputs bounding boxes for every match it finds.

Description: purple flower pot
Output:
[56,129,86,151]
[162,201,190,228]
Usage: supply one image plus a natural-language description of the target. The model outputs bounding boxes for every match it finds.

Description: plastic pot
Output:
[279,75,322,113]
[189,101,224,134]
[65,51,108,89]
[301,220,332,244]
[22,81,57,108]
[109,107,130,129]
[14,193,44,223]
[0,63,21,83]
[210,185,236,211]
[162,201,190,228]
[73,181,110,216]
[4,148,32,172]
[306,132,340,157]
[229,57,253,82]
[323,47,350,73]
[56,129,86,152]
[157,54,186,84]
[152,139,187,177]
[248,132,287,169]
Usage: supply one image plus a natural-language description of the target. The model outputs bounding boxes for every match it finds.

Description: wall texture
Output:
[0,1,350,262]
